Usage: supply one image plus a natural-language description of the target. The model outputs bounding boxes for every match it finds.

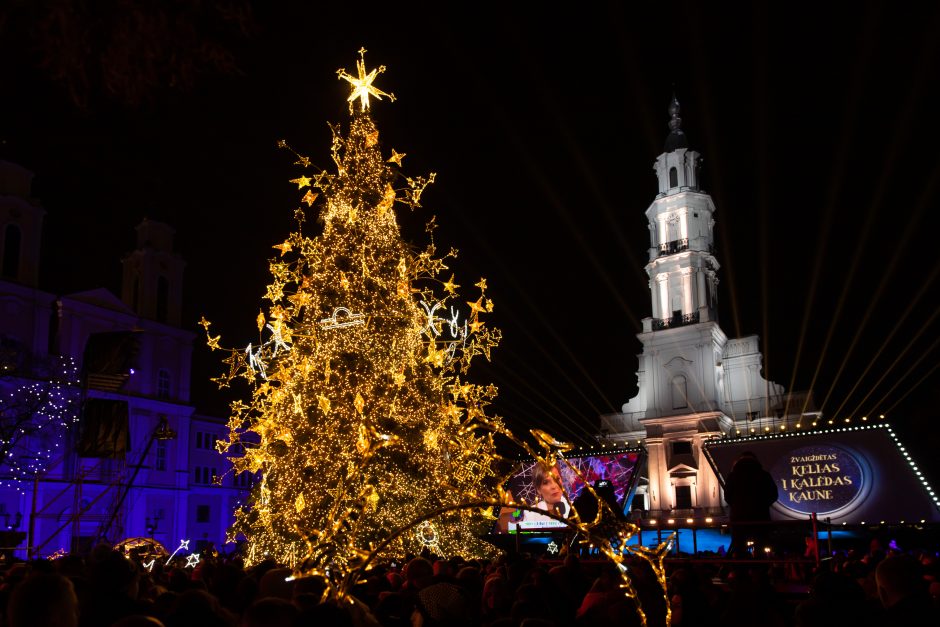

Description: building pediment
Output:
[64,288,135,315]
[668,463,698,477]
[668,451,698,471]
[664,355,693,372]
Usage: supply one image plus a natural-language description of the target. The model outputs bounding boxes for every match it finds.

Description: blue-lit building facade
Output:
[0,161,248,558]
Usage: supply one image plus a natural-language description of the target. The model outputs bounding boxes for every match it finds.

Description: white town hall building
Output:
[600,98,818,519]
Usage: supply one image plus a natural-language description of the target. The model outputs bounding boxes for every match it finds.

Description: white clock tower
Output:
[601,98,811,518]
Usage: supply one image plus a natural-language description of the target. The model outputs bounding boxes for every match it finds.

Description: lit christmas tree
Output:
[201,49,504,573]
[0,355,80,490]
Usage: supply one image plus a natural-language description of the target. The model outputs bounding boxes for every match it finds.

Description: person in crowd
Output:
[6,572,79,627]
[875,553,934,624]
[162,587,237,627]
[575,562,638,625]
[240,597,298,627]
[480,569,513,623]
[112,617,166,627]
[548,553,591,619]
[723,451,778,557]
[10,528,940,627]
[83,549,155,626]
[719,565,789,627]
[257,567,294,600]
[431,559,454,582]
[669,566,720,627]
[373,557,433,626]
[793,570,879,627]
[412,578,474,626]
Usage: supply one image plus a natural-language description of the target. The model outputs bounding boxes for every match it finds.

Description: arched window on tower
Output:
[2,224,21,279]
[156,276,169,322]
[669,166,679,188]
[672,375,688,409]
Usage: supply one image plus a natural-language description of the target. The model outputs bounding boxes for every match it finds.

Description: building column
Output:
[646,438,667,513]
[657,275,669,320]
[681,269,692,315]
[697,268,707,312]
[650,280,659,319]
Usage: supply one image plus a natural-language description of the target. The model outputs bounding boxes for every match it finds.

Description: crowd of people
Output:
[0,536,938,627]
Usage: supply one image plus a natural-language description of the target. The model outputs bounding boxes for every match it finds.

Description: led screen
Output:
[491,450,643,534]
[703,425,940,524]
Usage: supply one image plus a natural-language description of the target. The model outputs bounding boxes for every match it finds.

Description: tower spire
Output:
[664,94,689,152]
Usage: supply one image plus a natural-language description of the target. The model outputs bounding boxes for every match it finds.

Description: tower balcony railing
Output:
[657,239,717,257]
[658,238,689,256]
[652,311,700,330]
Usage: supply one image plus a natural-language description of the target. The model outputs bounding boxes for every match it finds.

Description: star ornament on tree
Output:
[387,149,406,166]
[337,47,396,112]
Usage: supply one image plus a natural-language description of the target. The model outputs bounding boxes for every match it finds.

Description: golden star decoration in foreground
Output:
[302,190,318,206]
[290,175,311,189]
[387,149,406,165]
[337,48,396,112]
[206,334,221,351]
[467,297,486,316]
[442,274,459,294]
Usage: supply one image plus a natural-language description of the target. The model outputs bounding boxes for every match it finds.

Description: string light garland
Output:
[165,539,190,566]
[0,355,80,490]
[114,537,169,562]
[413,520,441,554]
[200,51,675,625]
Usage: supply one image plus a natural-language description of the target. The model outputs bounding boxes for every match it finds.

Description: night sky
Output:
[2,3,938,474]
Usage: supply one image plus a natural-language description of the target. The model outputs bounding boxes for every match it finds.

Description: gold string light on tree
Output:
[200,48,504,574]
